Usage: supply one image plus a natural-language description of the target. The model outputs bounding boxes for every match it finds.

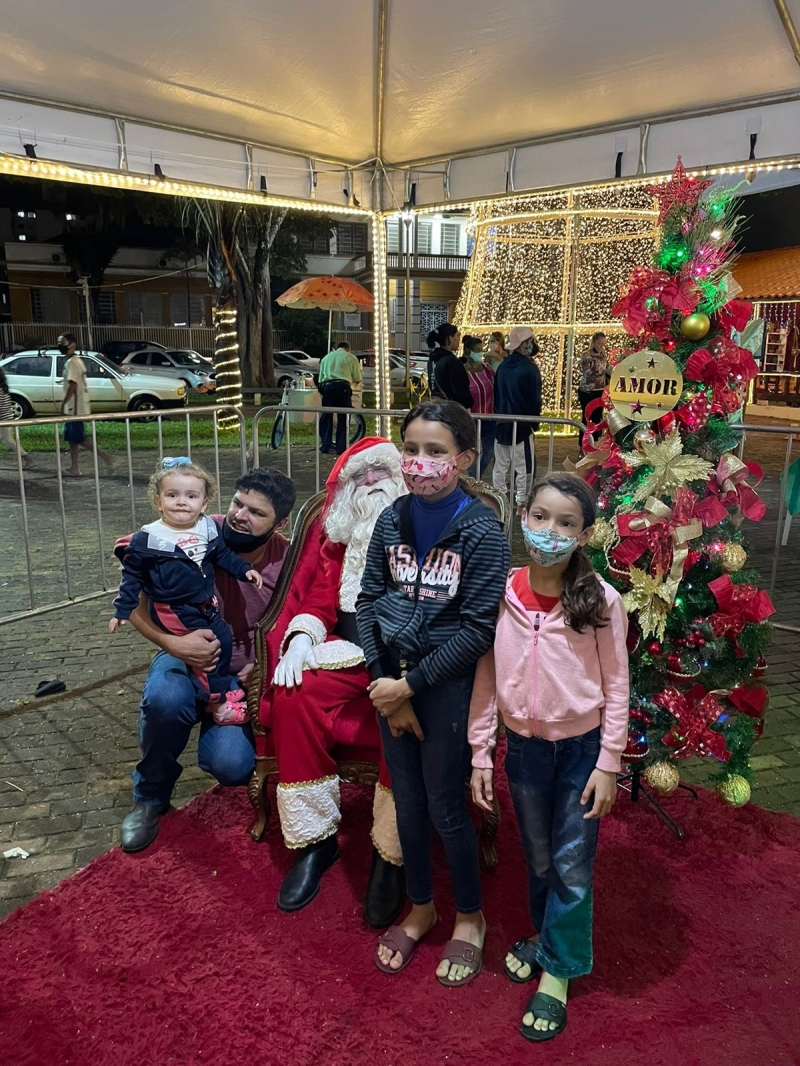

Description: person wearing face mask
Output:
[357,400,509,988]
[427,322,473,410]
[493,326,542,506]
[487,331,508,372]
[117,467,295,852]
[462,336,496,478]
[469,472,629,1045]
[58,332,113,476]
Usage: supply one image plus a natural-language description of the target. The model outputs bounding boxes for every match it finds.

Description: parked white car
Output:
[0,349,187,419]
[120,348,216,392]
[275,349,321,374]
[359,352,428,391]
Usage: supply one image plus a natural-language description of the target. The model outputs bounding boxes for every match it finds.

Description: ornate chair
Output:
[245,476,507,868]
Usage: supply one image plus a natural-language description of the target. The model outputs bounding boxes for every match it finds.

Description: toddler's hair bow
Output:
[162,456,192,468]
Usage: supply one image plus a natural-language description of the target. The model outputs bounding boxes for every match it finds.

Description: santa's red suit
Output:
[258,438,404,867]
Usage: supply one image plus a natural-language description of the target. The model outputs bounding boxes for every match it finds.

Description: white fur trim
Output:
[281,613,328,655]
[371,784,403,866]
[338,442,401,483]
[277,776,340,848]
[338,545,364,612]
[310,639,365,669]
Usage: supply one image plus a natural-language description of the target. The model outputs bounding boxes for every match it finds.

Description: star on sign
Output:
[631,401,644,414]
[646,157,713,226]
[647,357,656,368]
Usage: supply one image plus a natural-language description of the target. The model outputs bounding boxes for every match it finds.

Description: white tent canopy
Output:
[2,0,800,206]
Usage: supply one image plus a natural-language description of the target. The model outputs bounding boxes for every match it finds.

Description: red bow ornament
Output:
[660,272,701,316]
[694,454,766,528]
[612,267,674,337]
[684,340,758,416]
[655,683,730,760]
[614,489,702,595]
[708,574,775,655]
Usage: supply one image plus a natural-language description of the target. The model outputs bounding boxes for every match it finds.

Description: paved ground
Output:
[1,416,799,919]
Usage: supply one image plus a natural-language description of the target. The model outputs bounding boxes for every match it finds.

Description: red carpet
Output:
[1,774,799,1066]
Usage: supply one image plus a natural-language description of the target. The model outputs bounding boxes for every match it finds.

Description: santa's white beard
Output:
[325,474,405,612]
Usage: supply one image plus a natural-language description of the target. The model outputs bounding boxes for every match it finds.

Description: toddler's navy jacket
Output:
[112,516,252,620]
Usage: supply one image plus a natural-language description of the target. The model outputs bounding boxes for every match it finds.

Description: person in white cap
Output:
[493,326,542,506]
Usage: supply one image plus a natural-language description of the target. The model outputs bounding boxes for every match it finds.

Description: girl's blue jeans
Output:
[504,725,601,979]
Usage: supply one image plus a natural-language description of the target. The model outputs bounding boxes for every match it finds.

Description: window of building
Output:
[386,220,400,253]
[420,302,448,339]
[17,234,27,241]
[440,222,461,256]
[31,287,71,322]
[126,292,163,326]
[416,221,432,255]
[97,291,116,324]
[169,292,205,326]
[298,232,331,255]
[336,223,367,255]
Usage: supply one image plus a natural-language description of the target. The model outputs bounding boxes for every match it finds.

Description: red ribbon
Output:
[684,339,758,416]
[728,683,769,738]
[716,299,753,336]
[708,574,775,655]
[694,455,766,528]
[613,487,699,577]
[655,683,729,761]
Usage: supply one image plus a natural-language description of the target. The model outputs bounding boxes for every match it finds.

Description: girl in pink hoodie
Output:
[469,472,629,1044]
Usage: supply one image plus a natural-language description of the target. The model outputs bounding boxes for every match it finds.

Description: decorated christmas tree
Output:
[579,158,774,807]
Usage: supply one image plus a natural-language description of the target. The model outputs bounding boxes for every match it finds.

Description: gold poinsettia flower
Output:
[622,566,673,640]
[625,425,714,505]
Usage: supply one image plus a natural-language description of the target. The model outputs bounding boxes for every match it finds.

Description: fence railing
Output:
[250,405,585,535]
[386,253,470,272]
[0,405,247,624]
[1,322,292,359]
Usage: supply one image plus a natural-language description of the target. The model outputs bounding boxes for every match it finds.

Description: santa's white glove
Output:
[272,633,319,688]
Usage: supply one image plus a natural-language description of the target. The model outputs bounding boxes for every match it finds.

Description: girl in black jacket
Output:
[427,323,473,409]
[357,400,509,987]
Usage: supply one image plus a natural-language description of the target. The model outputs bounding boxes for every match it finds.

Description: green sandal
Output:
[520,991,568,1043]
[504,938,543,984]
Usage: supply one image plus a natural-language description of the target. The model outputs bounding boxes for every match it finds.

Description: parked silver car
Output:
[0,349,187,419]
[120,348,216,392]
[359,352,428,391]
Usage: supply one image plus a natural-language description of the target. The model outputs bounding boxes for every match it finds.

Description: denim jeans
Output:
[133,651,255,806]
[504,726,601,978]
[378,669,481,914]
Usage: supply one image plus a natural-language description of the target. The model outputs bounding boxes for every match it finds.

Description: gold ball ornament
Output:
[719,543,747,573]
[716,774,751,808]
[632,425,657,453]
[589,517,616,549]
[680,313,711,340]
[644,762,680,795]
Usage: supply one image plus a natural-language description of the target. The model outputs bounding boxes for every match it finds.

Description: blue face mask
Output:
[521,520,579,567]
[467,349,483,361]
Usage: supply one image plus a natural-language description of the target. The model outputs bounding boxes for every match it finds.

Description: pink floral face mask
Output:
[400,453,464,496]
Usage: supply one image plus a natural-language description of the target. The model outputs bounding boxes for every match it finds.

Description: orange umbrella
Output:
[277,275,375,350]
[277,275,375,312]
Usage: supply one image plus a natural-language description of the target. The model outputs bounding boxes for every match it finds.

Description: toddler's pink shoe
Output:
[212,688,248,726]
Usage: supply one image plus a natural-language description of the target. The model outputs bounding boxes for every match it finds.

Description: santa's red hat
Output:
[325,436,402,494]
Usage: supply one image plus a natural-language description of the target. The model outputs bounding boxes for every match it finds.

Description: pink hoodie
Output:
[468,569,630,773]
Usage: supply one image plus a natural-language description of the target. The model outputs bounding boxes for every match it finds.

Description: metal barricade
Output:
[0,405,247,624]
[250,403,586,535]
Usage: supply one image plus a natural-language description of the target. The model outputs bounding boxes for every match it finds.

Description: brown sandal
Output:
[374,926,422,975]
[436,939,483,987]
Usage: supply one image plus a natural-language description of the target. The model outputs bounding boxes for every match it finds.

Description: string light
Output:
[370,214,392,428]
[455,185,657,415]
[0,152,371,216]
[213,306,242,429]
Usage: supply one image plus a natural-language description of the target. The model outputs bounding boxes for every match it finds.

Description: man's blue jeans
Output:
[504,726,601,979]
[133,652,255,806]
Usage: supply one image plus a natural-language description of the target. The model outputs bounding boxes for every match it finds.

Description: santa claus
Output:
[262,437,407,925]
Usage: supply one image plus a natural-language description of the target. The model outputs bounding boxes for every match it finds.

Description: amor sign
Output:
[608,351,684,422]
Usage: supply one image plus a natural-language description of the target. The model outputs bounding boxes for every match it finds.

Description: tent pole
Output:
[327,309,332,352]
